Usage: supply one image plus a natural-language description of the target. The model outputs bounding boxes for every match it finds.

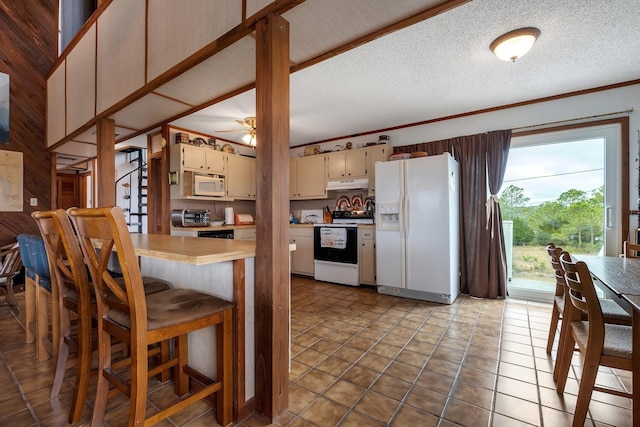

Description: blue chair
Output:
[16,234,53,360]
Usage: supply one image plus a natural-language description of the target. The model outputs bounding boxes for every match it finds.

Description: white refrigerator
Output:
[375,153,459,304]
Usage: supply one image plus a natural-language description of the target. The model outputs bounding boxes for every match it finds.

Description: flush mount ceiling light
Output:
[490,27,540,62]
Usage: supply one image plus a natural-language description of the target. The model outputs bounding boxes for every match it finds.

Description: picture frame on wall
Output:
[0,72,8,144]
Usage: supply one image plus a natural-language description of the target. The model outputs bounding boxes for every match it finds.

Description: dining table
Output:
[574,255,640,426]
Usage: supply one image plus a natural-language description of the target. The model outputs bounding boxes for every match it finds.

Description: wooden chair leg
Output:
[35,286,49,361]
[546,303,560,354]
[91,327,113,427]
[572,352,600,427]
[553,308,572,382]
[555,332,575,393]
[50,285,60,362]
[159,340,171,383]
[129,345,150,426]
[217,309,233,427]
[24,278,36,343]
[51,295,70,399]
[175,334,189,396]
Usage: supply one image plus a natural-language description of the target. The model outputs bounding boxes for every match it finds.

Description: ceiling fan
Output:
[215,117,256,147]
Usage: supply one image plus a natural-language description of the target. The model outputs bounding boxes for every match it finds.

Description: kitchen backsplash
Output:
[170,199,256,221]
[290,190,373,215]
[169,191,370,223]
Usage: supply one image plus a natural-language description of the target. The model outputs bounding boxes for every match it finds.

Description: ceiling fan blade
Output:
[236,119,252,129]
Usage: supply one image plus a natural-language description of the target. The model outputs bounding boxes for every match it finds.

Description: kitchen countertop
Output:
[170,224,256,233]
[290,223,375,228]
[131,233,255,264]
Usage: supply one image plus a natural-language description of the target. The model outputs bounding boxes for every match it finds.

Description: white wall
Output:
[291,84,639,156]
[303,84,640,227]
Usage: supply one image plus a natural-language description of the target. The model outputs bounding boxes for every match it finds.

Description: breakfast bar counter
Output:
[130,233,256,263]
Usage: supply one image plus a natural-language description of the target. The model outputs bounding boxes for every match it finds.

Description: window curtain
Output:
[393,129,512,298]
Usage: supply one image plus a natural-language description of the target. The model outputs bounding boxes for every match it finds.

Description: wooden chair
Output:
[32,209,172,424]
[0,242,23,314]
[546,245,631,381]
[556,251,633,427]
[69,206,233,427]
[17,234,55,361]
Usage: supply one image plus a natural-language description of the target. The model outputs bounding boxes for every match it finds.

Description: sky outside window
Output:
[501,138,605,205]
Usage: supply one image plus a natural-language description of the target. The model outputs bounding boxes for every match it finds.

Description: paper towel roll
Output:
[225,207,234,225]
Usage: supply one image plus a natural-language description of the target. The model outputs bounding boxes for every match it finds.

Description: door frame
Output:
[512,116,629,253]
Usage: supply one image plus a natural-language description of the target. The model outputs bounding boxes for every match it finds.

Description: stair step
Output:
[129,212,147,216]
[127,222,142,226]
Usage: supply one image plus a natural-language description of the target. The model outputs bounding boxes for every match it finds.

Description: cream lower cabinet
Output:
[234,227,256,240]
[290,155,327,200]
[226,155,256,200]
[359,227,376,285]
[290,226,314,276]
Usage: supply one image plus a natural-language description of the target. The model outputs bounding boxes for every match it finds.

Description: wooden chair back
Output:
[545,243,565,297]
[623,240,640,258]
[32,209,95,328]
[0,242,22,312]
[68,206,148,336]
[559,251,605,336]
[32,210,92,308]
[0,242,22,282]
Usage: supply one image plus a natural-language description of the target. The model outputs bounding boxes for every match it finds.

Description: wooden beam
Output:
[96,118,116,206]
[254,14,290,421]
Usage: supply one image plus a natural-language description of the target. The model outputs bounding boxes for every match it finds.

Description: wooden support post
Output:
[254,14,290,421]
[96,118,116,207]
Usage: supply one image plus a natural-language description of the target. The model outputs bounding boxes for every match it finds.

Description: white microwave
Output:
[193,174,226,197]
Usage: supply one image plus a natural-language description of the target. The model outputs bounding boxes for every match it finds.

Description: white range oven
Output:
[313,210,374,287]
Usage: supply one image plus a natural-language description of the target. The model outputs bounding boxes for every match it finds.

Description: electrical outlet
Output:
[30,198,37,206]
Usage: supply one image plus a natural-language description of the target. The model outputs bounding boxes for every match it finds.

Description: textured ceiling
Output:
[170,0,640,147]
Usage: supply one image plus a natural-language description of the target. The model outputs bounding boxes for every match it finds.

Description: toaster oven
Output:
[171,209,210,227]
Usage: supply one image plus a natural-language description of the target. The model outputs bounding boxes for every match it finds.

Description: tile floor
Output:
[0,276,633,426]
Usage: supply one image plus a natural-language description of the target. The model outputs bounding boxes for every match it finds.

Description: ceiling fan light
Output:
[243,133,256,147]
[490,27,540,62]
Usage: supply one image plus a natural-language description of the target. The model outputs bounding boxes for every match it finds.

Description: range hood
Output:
[326,178,369,191]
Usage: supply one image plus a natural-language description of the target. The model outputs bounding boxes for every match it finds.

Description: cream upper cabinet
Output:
[290,155,327,200]
[326,149,367,179]
[226,155,256,200]
[204,149,226,175]
[367,144,388,197]
[179,143,226,175]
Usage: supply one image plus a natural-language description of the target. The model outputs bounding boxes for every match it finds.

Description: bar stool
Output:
[69,206,233,427]
[32,209,172,424]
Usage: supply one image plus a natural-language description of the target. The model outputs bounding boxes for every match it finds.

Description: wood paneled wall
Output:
[0,1,57,244]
